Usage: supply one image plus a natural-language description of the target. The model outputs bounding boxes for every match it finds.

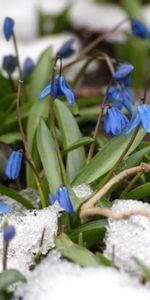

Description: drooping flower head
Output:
[112,63,134,81]
[49,186,74,215]
[56,38,75,59]
[5,150,23,180]
[131,19,149,39]
[105,85,135,114]
[125,104,150,136]
[2,55,17,74]
[3,224,16,241]
[39,75,75,106]
[22,57,35,79]
[104,106,129,136]
[3,17,14,41]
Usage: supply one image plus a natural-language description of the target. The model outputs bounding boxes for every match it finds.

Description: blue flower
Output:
[125,104,150,136]
[105,85,122,109]
[0,202,11,214]
[39,75,75,106]
[112,63,134,81]
[56,38,75,59]
[131,19,149,39]
[22,57,35,79]
[5,150,23,180]
[105,85,135,113]
[49,186,74,215]
[2,55,17,74]
[3,17,14,41]
[48,194,56,205]
[3,225,16,241]
[104,106,129,136]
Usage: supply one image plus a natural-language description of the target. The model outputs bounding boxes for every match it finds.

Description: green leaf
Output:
[62,137,94,155]
[36,119,62,194]
[69,219,107,248]
[26,98,49,186]
[0,269,26,291]
[132,257,150,281]
[73,128,145,185]
[119,146,150,171]
[96,253,113,267]
[55,233,100,267]
[54,100,86,181]
[125,183,150,199]
[0,184,35,209]
[0,132,21,143]
[26,46,53,100]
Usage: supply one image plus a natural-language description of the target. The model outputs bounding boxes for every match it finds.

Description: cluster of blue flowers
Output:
[3,16,150,217]
[104,61,150,136]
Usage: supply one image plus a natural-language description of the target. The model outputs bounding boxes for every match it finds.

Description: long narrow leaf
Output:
[0,184,35,209]
[73,128,145,185]
[55,233,100,267]
[36,119,62,194]
[54,100,86,181]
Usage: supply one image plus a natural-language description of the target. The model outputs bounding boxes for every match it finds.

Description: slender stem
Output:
[87,106,105,162]
[120,172,142,198]
[101,126,140,187]
[3,241,8,270]
[63,17,130,72]
[49,56,68,186]
[12,32,23,80]
[80,163,150,223]
[143,72,150,103]
[72,52,115,88]
[16,80,47,208]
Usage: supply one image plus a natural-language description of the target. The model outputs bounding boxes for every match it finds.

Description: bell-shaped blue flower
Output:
[3,17,14,41]
[56,38,75,59]
[112,63,134,81]
[104,106,129,136]
[49,186,74,215]
[5,150,23,180]
[2,55,17,74]
[125,104,150,136]
[3,225,16,241]
[105,85,135,114]
[22,57,35,79]
[39,75,75,106]
[131,19,149,39]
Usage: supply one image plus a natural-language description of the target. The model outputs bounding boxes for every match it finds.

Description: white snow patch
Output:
[104,199,150,273]
[14,256,150,300]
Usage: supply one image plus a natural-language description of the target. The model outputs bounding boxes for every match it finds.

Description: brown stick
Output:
[80,163,150,222]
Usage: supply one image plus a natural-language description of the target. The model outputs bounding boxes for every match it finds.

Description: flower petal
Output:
[138,104,150,133]
[60,77,75,106]
[125,109,140,136]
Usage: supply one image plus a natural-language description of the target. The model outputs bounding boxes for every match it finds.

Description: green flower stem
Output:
[49,56,68,186]
[16,80,48,208]
[82,53,114,163]
[120,171,142,198]
[12,32,23,81]
[72,52,115,88]
[100,126,140,187]
[87,106,105,163]
[63,17,130,72]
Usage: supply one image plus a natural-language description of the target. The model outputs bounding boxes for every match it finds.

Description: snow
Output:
[104,200,150,274]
